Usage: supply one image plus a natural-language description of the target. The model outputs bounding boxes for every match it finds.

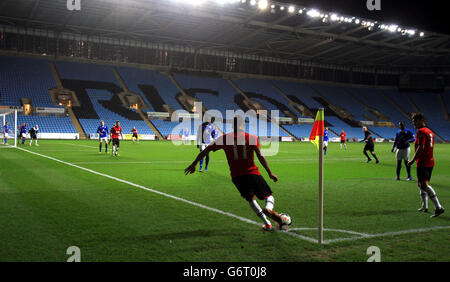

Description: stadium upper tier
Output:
[0,56,448,141]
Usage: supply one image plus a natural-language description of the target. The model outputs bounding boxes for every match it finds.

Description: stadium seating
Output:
[17,114,77,133]
[407,92,450,140]
[55,61,118,83]
[0,56,59,108]
[232,78,297,117]
[117,66,180,112]
[54,61,153,135]
[1,56,448,141]
[272,80,324,110]
[79,89,153,135]
[443,92,450,113]
[173,74,239,116]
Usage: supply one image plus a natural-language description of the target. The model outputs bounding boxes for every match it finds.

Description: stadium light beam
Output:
[306,9,320,18]
[388,25,398,32]
[258,0,268,10]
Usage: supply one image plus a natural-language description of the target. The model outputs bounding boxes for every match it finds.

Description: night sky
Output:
[288,0,449,34]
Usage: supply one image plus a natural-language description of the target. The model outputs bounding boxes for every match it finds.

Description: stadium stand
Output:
[0,56,59,108]
[232,78,298,117]
[0,56,448,141]
[79,89,153,135]
[173,74,239,116]
[53,61,154,135]
[408,92,450,140]
[17,114,77,133]
[117,67,180,112]
[272,80,324,111]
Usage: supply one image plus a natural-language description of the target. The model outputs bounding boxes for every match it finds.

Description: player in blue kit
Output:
[3,121,9,144]
[392,122,415,181]
[97,121,109,154]
[196,117,215,172]
[19,123,27,145]
[323,127,329,155]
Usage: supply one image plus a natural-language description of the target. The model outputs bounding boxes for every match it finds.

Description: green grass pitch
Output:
[0,140,449,262]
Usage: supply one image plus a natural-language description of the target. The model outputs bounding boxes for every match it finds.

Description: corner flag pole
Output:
[308,108,325,244]
[319,126,323,244]
[318,119,324,245]
[14,109,17,148]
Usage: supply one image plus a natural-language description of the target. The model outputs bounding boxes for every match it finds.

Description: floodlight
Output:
[306,9,320,17]
[288,6,295,13]
[258,0,268,10]
[388,25,398,32]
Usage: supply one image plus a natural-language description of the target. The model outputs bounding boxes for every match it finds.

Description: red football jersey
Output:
[340,132,346,141]
[209,132,261,179]
[415,127,434,167]
[111,126,122,139]
[131,128,137,135]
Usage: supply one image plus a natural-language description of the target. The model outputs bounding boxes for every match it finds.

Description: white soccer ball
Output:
[280,213,292,226]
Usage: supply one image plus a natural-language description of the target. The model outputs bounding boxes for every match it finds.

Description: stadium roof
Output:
[1,0,449,69]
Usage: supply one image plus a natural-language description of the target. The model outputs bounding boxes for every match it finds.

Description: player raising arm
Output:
[407,113,444,218]
[185,116,288,231]
[28,125,39,146]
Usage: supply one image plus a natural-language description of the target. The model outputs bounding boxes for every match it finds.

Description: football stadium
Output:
[0,0,449,266]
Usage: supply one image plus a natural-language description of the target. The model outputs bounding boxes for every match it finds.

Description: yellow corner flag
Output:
[309,109,324,149]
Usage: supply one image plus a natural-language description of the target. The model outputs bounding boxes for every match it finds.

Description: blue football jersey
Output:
[97,126,109,138]
[324,130,329,142]
[3,125,9,133]
[393,128,415,150]
[199,123,214,144]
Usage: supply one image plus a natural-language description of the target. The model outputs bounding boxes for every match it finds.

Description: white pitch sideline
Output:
[14,146,318,244]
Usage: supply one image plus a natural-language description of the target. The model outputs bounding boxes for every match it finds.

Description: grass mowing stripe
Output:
[15,146,319,244]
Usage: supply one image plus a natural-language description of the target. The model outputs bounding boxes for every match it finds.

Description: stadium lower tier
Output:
[15,115,77,133]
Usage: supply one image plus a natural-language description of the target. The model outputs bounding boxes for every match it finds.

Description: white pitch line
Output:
[14,146,318,244]
[289,227,370,237]
[323,226,450,244]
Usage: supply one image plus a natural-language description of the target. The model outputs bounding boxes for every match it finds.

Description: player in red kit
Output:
[407,113,444,218]
[185,116,288,231]
[340,129,347,150]
[131,127,139,143]
[109,121,124,157]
